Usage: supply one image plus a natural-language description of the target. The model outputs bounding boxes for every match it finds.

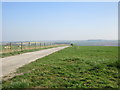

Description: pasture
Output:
[2,46,119,88]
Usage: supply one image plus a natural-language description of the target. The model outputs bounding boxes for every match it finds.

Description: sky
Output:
[2,2,118,41]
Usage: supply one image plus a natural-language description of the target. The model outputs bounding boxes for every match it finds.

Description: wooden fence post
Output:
[10,42,12,50]
[21,42,22,51]
[40,42,41,47]
[44,42,45,47]
[9,42,12,52]
[29,42,30,49]
[35,42,36,49]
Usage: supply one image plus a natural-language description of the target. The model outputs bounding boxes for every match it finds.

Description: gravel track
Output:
[0,46,69,77]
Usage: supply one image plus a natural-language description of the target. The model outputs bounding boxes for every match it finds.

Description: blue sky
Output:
[2,2,118,41]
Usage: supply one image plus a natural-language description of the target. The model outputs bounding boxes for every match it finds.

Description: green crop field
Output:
[2,46,119,88]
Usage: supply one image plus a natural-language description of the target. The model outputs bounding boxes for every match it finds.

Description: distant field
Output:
[2,46,119,88]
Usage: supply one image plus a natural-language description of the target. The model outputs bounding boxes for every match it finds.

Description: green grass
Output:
[2,46,119,88]
[1,45,66,58]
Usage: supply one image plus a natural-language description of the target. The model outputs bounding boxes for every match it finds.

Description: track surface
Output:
[0,46,69,77]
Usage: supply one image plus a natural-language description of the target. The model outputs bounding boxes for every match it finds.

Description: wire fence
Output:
[1,41,62,53]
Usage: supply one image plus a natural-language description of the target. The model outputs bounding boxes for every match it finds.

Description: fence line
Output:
[1,41,61,53]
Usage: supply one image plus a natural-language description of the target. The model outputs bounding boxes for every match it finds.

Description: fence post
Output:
[9,42,12,52]
[35,42,36,49]
[40,42,41,47]
[10,42,12,50]
[21,42,22,51]
[29,42,30,49]
[44,42,45,47]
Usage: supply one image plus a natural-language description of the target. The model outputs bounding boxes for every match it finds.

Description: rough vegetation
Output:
[2,46,119,88]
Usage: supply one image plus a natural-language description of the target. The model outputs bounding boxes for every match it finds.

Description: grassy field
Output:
[2,46,119,88]
[1,45,66,58]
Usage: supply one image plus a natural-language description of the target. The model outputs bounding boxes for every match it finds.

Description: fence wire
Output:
[1,42,56,53]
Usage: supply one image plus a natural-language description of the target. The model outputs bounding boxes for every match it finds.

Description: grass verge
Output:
[2,46,119,88]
